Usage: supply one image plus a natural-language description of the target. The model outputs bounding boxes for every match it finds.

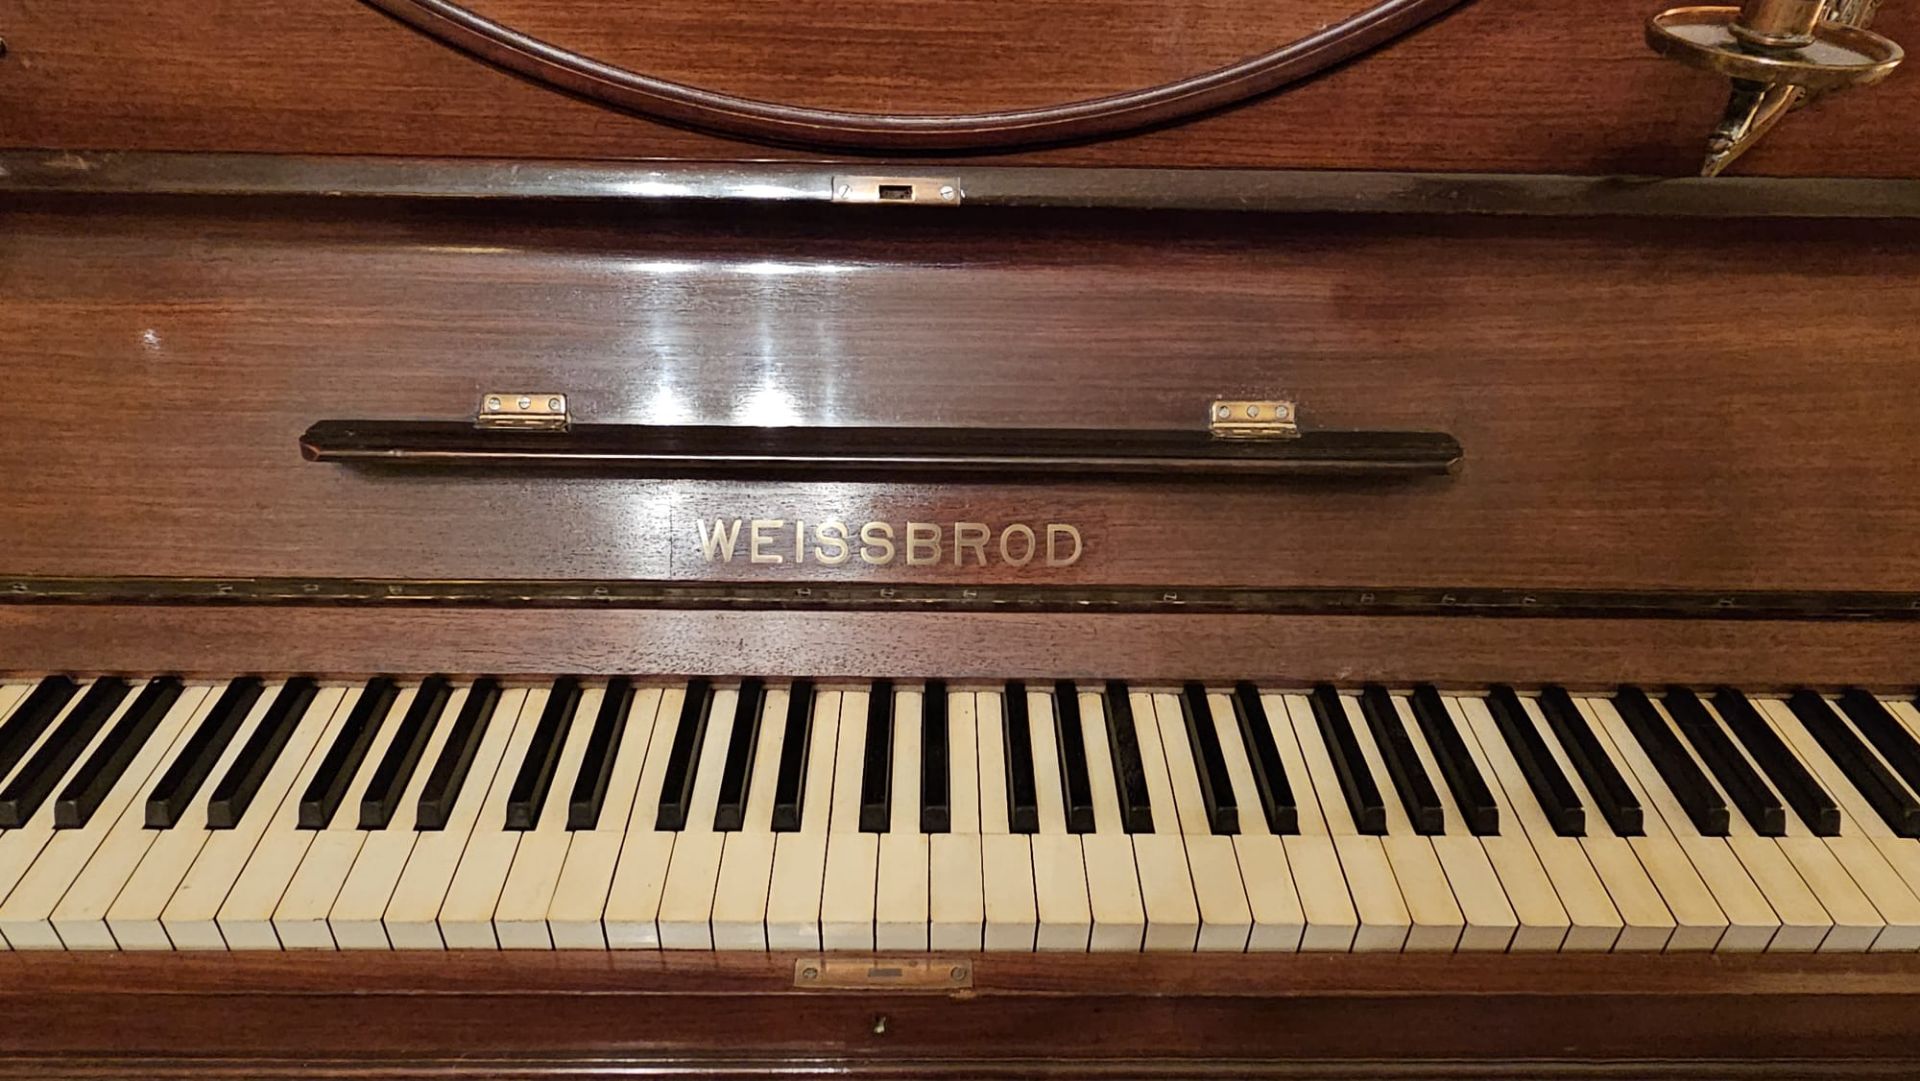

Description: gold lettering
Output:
[749,519,785,564]
[906,522,941,566]
[814,521,851,565]
[794,518,805,564]
[1046,524,1083,567]
[860,522,897,565]
[698,518,744,563]
[999,523,1036,567]
[953,522,990,567]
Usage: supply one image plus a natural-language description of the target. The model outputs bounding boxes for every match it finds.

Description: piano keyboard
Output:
[3,675,1920,953]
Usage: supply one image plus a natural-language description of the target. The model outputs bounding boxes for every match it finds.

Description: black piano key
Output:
[359,676,454,830]
[1307,684,1385,836]
[505,677,582,831]
[567,677,636,831]
[298,677,400,830]
[712,678,767,832]
[1714,687,1839,836]
[1052,681,1096,834]
[1102,681,1155,834]
[1537,686,1642,837]
[769,680,815,832]
[147,676,263,828]
[1003,682,1040,835]
[1837,688,1920,804]
[1663,687,1783,836]
[859,680,895,833]
[0,675,80,785]
[1180,682,1239,835]
[1485,685,1584,837]
[1410,684,1499,836]
[1358,683,1444,835]
[207,677,319,829]
[1612,686,1728,836]
[0,677,131,827]
[415,677,502,831]
[1786,689,1920,837]
[921,680,951,834]
[655,679,715,831]
[56,677,184,829]
[1230,683,1297,835]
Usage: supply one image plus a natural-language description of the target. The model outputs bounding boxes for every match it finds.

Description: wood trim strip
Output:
[356,0,1468,150]
[10,152,1920,217]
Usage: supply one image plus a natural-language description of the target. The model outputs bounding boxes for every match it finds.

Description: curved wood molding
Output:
[358,0,1470,151]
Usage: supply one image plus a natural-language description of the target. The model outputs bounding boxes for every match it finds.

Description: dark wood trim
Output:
[9,578,1920,621]
[3,605,1917,689]
[9,151,1920,217]
[355,0,1467,151]
[298,419,1461,480]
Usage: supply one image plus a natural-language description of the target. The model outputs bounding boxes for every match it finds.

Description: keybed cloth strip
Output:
[4,677,1920,951]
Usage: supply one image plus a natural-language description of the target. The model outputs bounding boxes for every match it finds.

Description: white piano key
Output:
[1203,688,1303,952]
[0,683,212,949]
[547,687,666,950]
[1282,694,1411,952]
[380,688,529,950]
[493,685,603,950]
[975,690,1036,952]
[1147,691,1266,949]
[875,687,930,951]
[217,683,386,951]
[107,680,288,951]
[767,689,843,951]
[1338,694,1469,952]
[1759,696,1920,951]
[1681,694,1837,952]
[928,689,983,952]
[1246,693,1354,952]
[712,686,791,950]
[1452,694,1624,951]
[329,683,474,950]
[0,681,133,925]
[657,686,741,950]
[820,688,878,950]
[435,689,550,949]
[1076,688,1147,952]
[268,685,412,950]
[1820,696,1920,905]
[597,685,690,949]
[50,685,223,951]
[1028,686,1090,952]
[1583,695,1782,953]
[1513,694,1677,952]
[1389,694,1538,952]
[1119,691,1209,951]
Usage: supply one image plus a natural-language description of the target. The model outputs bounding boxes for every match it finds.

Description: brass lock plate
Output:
[793,957,973,990]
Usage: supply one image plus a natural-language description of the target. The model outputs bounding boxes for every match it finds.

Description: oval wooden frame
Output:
[360,0,1471,150]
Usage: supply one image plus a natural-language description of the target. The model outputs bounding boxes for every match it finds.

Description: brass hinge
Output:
[1209,399,1299,440]
[831,176,963,206]
[476,392,571,432]
[793,957,973,991]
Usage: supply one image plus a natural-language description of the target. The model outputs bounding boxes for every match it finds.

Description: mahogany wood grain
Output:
[3,201,1920,593]
[2,952,1919,1075]
[0,0,1914,173]
[3,606,1917,689]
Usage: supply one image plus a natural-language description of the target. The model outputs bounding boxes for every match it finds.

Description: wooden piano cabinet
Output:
[3,951,1920,1077]
[1,0,1915,174]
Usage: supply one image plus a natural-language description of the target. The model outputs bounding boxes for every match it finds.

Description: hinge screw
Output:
[799,965,819,981]
[486,396,501,410]
[939,185,957,201]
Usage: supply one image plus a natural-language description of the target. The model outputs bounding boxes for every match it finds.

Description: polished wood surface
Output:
[2,951,1919,1076]
[4,607,1918,689]
[3,198,1920,593]
[1,0,1914,172]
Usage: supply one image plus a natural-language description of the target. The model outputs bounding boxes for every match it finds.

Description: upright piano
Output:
[2,0,1919,1075]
